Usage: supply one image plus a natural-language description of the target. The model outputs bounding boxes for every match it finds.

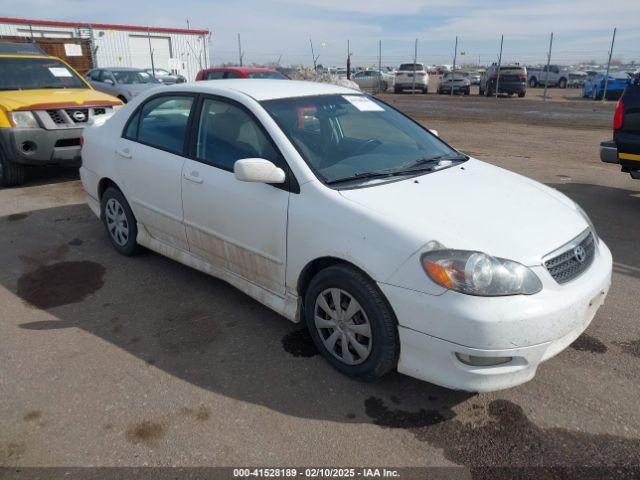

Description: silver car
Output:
[144,68,186,85]
[85,68,163,103]
[352,70,394,91]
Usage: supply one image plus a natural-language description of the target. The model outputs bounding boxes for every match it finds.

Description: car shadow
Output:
[547,182,640,280]
[24,165,80,187]
[4,203,640,469]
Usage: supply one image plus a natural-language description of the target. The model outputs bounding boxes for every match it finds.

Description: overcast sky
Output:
[4,0,639,66]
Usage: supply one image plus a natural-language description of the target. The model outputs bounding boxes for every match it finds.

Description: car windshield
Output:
[399,63,423,71]
[113,70,159,84]
[262,94,466,186]
[0,57,87,91]
[247,71,288,79]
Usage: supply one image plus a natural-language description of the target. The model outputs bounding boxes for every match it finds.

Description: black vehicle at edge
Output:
[600,75,640,179]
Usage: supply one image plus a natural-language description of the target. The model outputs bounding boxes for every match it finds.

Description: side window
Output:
[205,71,225,80]
[89,70,101,81]
[224,72,241,79]
[196,98,279,171]
[123,110,140,140]
[98,70,112,82]
[137,96,194,154]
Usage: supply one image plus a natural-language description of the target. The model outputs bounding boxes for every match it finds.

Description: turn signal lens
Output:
[423,260,455,289]
[613,99,624,131]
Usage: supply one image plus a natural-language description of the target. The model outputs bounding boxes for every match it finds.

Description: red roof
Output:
[0,16,208,35]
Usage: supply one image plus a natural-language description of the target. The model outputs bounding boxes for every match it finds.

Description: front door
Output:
[115,94,195,251]
[181,96,290,294]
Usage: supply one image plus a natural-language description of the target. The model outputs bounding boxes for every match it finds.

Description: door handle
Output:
[183,171,204,184]
[116,148,132,159]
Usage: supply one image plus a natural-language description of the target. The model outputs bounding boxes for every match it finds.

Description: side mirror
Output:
[234,158,286,184]
[429,129,439,137]
[104,78,114,85]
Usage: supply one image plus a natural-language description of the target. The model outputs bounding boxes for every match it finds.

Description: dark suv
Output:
[600,75,640,179]
[479,64,527,97]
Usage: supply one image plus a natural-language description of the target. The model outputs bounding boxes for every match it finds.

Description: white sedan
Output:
[80,80,612,392]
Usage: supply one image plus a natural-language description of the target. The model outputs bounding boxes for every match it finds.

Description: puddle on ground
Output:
[281,328,318,357]
[570,333,608,354]
[365,397,640,467]
[17,261,106,309]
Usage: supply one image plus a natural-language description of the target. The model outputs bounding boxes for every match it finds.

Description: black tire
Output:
[485,84,492,97]
[464,87,470,95]
[0,148,26,188]
[558,78,567,89]
[394,86,401,94]
[478,85,484,96]
[380,81,388,92]
[518,91,526,98]
[529,77,538,88]
[100,186,141,256]
[423,86,428,94]
[117,95,128,104]
[304,264,399,380]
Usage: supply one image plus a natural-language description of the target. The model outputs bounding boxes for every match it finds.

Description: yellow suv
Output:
[0,43,122,187]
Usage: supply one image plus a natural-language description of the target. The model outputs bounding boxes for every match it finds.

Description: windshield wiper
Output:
[395,153,467,172]
[326,169,413,185]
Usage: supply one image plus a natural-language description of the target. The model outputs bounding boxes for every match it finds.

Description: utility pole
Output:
[543,32,553,100]
[237,33,244,66]
[603,27,617,102]
[495,34,503,98]
[346,40,351,80]
[378,40,382,93]
[451,36,458,97]
[147,28,155,76]
[411,38,418,95]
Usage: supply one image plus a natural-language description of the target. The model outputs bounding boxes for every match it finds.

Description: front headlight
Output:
[11,111,38,128]
[421,250,542,296]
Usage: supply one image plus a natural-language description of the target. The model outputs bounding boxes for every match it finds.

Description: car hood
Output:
[339,158,588,266]
[1,88,120,110]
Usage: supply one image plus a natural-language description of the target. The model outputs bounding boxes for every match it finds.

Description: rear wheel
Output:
[518,91,526,98]
[558,77,567,89]
[304,265,399,380]
[529,77,538,88]
[101,187,141,256]
[0,149,26,188]
[394,86,401,94]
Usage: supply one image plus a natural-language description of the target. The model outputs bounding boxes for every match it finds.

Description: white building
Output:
[0,16,210,81]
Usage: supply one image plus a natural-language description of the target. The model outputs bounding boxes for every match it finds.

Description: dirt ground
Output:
[1,92,639,476]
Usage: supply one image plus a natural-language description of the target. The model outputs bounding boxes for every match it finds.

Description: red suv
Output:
[195,67,289,81]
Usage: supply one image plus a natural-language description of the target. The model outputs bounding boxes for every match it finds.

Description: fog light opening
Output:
[21,141,37,153]
[456,353,512,367]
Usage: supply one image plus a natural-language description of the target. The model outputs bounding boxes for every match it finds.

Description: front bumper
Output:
[0,127,82,166]
[380,239,612,392]
[439,85,469,93]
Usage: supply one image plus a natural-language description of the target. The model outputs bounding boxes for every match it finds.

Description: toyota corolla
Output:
[80,80,612,392]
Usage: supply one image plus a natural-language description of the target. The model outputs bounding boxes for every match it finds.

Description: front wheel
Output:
[529,77,538,88]
[0,149,26,188]
[518,91,526,98]
[558,78,567,89]
[101,186,141,256]
[304,265,399,380]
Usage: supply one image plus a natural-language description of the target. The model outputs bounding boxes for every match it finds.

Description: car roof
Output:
[100,67,144,71]
[175,79,359,101]
[203,66,281,74]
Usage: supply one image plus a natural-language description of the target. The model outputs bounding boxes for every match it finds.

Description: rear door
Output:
[115,94,196,251]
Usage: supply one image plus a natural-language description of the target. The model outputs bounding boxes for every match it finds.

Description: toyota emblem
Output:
[72,110,86,122]
[573,245,587,263]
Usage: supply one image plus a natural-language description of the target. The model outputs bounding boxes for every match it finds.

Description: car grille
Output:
[47,109,65,124]
[544,230,595,284]
[65,108,89,123]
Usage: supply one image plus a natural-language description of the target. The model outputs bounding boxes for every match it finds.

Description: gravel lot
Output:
[1,91,639,474]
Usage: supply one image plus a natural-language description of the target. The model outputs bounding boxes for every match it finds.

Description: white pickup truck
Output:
[527,65,570,88]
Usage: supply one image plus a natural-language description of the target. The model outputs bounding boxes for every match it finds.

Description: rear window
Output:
[500,66,526,74]
[399,64,424,71]
[247,72,288,79]
[0,57,87,91]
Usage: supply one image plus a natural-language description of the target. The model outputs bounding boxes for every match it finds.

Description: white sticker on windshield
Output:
[342,95,385,112]
[48,67,73,77]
